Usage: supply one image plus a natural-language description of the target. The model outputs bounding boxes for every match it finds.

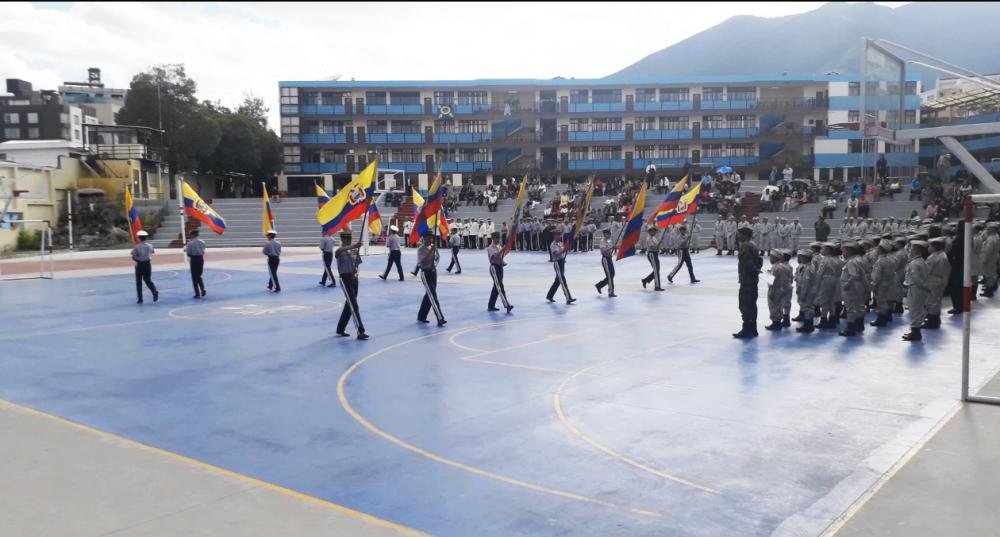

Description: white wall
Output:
[828,81,850,97]
[814,139,848,154]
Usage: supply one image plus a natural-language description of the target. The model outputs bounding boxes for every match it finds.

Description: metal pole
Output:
[961,195,972,401]
[177,175,187,246]
[64,188,74,250]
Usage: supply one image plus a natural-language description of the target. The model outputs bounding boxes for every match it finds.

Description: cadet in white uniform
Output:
[184,229,207,299]
[131,230,159,304]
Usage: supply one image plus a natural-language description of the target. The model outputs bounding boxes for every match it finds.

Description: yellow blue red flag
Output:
[617,182,647,260]
[181,181,226,235]
[124,185,142,243]
[648,175,689,226]
[262,183,275,236]
[316,160,378,235]
[654,182,702,228]
[315,184,331,209]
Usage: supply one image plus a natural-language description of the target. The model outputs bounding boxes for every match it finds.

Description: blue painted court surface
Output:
[3,250,1000,536]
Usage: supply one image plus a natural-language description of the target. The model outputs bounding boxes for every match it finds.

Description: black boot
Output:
[902,327,922,341]
[733,323,759,338]
[870,313,888,327]
[791,311,804,322]
[796,318,815,333]
[814,306,821,318]
[856,318,865,333]
[839,320,859,337]
[835,303,845,320]
[765,319,782,331]
[782,314,791,328]
[894,302,905,314]
[921,314,941,329]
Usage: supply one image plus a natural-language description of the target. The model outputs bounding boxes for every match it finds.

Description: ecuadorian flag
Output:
[124,185,142,243]
[409,171,449,244]
[182,181,226,235]
[262,183,275,236]
[653,183,702,228]
[315,184,331,209]
[617,182,647,260]
[316,160,377,235]
[368,192,385,236]
[647,175,688,226]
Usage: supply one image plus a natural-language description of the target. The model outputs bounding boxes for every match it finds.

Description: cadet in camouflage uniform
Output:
[922,236,951,329]
[765,250,794,331]
[869,239,896,327]
[814,243,841,329]
[838,242,868,336]
[794,249,818,333]
[902,240,931,341]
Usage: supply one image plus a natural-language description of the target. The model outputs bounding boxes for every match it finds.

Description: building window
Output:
[391,120,420,134]
[365,91,387,105]
[591,89,621,103]
[458,119,488,133]
[303,120,320,134]
[635,88,657,103]
[26,113,39,124]
[435,119,455,133]
[569,118,590,132]
[848,139,878,153]
[3,112,18,124]
[4,127,19,139]
[702,87,724,101]
[320,120,347,134]
[280,116,299,136]
[636,117,656,130]
[703,115,724,129]
[27,127,39,139]
[73,115,80,126]
[570,146,588,160]
[459,147,489,162]
[433,91,454,105]
[591,117,622,131]
[904,110,916,125]
[661,116,689,130]
[301,91,320,105]
[727,87,756,101]
[904,81,918,95]
[848,82,861,96]
[726,115,756,128]
[74,128,81,140]
[457,91,487,105]
[727,143,756,157]
[569,89,589,104]
[320,149,346,163]
[389,91,420,105]
[321,92,345,105]
[660,88,689,102]
[591,145,621,160]
[366,120,388,134]
[659,144,689,159]
[848,110,860,122]
[636,145,656,159]
[391,149,422,162]
[702,143,724,157]
[282,146,300,164]
[280,87,299,105]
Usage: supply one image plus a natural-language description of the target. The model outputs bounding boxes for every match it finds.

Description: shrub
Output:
[16,228,41,251]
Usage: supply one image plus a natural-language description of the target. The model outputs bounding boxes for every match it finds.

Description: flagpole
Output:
[176,175,187,246]
[612,183,643,255]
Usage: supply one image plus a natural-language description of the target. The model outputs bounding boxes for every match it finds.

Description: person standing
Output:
[903,241,931,341]
[319,233,337,288]
[417,232,447,326]
[335,231,369,340]
[184,229,207,299]
[640,226,664,291]
[487,232,513,313]
[838,242,867,336]
[667,224,699,284]
[982,222,1000,297]
[595,229,617,297]
[765,250,793,330]
[546,235,576,304]
[922,237,951,329]
[794,249,818,333]
[869,240,896,327]
[446,227,462,274]
[263,230,281,292]
[791,218,803,250]
[725,215,738,255]
[714,215,726,255]
[814,215,831,243]
[131,230,159,304]
[733,227,762,338]
[379,225,404,281]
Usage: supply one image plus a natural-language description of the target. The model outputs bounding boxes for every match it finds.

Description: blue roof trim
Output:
[279,73,914,89]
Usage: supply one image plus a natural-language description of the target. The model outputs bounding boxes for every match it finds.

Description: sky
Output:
[2,2,910,130]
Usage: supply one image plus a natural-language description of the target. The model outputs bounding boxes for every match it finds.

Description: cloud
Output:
[1,2,908,130]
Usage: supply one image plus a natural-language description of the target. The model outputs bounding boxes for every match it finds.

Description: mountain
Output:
[610,2,1000,88]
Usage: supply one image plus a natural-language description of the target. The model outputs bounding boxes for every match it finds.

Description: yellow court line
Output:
[337,318,661,518]
[552,339,720,495]
[0,399,431,537]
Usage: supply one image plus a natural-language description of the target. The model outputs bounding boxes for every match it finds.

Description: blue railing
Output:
[813,153,917,167]
[300,133,348,144]
[441,161,493,172]
[299,105,346,115]
[364,133,424,144]
[632,101,693,111]
[633,158,689,169]
[700,100,758,110]
[568,159,626,170]
[433,132,492,143]
[566,103,627,113]
[382,162,426,172]
[301,162,347,173]
[700,127,760,139]
[432,103,492,115]
[568,130,627,142]
[827,95,922,111]
[699,156,759,167]
[632,129,693,141]
[364,104,423,115]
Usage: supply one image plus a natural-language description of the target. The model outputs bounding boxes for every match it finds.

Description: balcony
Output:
[300,133,348,144]
[698,156,760,167]
[433,132,492,143]
[432,103,492,115]
[301,162,347,173]
[700,99,758,110]
[700,127,760,139]
[814,153,918,168]
[382,162,426,172]
[440,161,493,173]
[566,102,627,113]
[827,95,922,111]
[568,130,626,142]
[633,101,694,112]
[633,129,693,141]
[364,104,423,115]
[364,133,424,144]
[633,158,689,169]
[568,159,626,170]
[299,105,346,115]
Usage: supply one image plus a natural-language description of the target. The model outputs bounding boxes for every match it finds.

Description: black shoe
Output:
[947,308,962,315]
[399,278,405,282]
[654,287,664,291]
[595,283,602,295]
[567,298,577,304]
[446,268,452,273]
[455,271,461,275]
[193,295,201,299]
[902,328,922,341]
[438,319,448,327]
[411,271,418,276]
[765,321,782,331]
[506,305,514,313]
[319,281,327,286]
[488,307,501,312]
[796,320,815,333]
[608,293,618,298]
[357,333,370,341]
[716,252,722,256]
[641,279,648,289]
[870,314,888,327]
[336,331,350,337]
[733,329,758,339]
[378,275,386,280]
[791,313,803,322]
[327,284,336,288]
[201,289,206,296]
[417,319,430,324]
[153,292,159,302]
[667,274,674,284]
[273,289,281,293]
[781,314,790,328]
[691,279,700,284]
[137,298,143,304]
[547,297,555,303]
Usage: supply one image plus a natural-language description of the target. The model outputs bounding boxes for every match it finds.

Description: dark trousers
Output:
[135,260,157,300]
[320,251,336,286]
[189,255,205,296]
[447,247,461,272]
[488,265,511,309]
[547,259,572,300]
[382,250,403,280]
[596,256,615,294]
[267,256,280,290]
[739,282,759,330]
[642,252,661,287]
[418,269,445,322]
[337,273,365,333]
[669,249,696,281]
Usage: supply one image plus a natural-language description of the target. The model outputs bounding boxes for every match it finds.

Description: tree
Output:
[237,93,270,129]
[116,64,220,178]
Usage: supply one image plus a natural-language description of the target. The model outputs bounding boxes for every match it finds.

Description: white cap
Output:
[389,225,398,232]
[136,230,148,237]
[266,229,277,235]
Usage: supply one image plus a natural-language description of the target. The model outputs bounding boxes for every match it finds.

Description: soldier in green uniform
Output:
[733,227,763,339]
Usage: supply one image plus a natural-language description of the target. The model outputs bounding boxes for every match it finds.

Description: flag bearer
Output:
[263,229,281,292]
[487,232,513,313]
[132,230,159,304]
[546,235,576,304]
[595,229,617,297]
[379,225,404,281]
[184,229,207,299]
[417,232,447,326]
[335,231,368,340]
[640,226,664,291]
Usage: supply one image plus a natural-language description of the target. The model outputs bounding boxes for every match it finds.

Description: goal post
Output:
[0,219,55,281]
[961,194,1000,404]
